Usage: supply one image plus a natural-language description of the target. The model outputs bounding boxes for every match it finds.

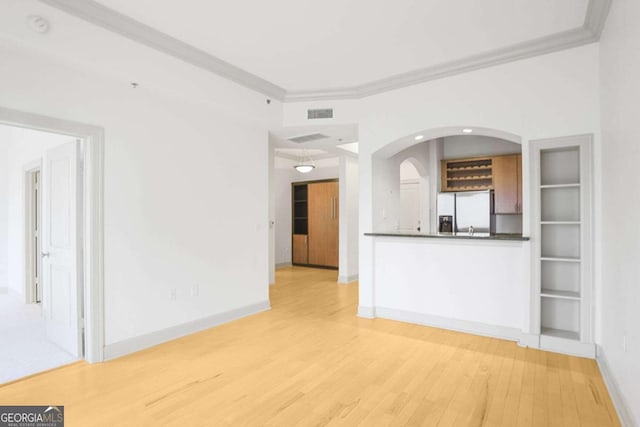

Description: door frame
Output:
[1,106,105,363]
[24,161,42,304]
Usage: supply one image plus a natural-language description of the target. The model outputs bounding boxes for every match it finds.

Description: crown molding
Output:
[584,0,612,38]
[40,0,610,103]
[285,27,596,102]
[38,0,286,101]
[284,0,612,102]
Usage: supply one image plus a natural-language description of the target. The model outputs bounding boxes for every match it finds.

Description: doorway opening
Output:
[399,159,430,233]
[0,106,104,384]
[25,166,42,304]
[0,124,87,383]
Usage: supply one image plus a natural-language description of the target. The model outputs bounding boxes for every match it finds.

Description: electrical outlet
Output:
[170,288,177,301]
[191,284,199,297]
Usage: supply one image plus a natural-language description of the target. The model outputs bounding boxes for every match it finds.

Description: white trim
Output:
[337,274,358,284]
[0,106,105,363]
[584,0,613,37]
[103,300,271,360]
[518,333,540,348]
[374,306,522,342]
[275,262,293,270]
[539,334,596,359]
[596,345,637,427]
[23,160,42,305]
[357,305,375,319]
[38,0,286,101]
[40,0,610,102]
[285,27,597,102]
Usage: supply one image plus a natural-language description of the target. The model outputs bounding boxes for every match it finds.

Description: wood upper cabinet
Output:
[493,154,522,214]
[308,181,339,268]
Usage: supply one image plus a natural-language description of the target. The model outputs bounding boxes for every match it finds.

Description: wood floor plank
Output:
[0,267,620,426]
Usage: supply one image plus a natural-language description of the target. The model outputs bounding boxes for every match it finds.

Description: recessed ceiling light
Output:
[27,15,50,34]
[414,135,424,141]
[462,128,473,133]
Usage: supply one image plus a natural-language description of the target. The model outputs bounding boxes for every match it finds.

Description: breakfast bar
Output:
[364,232,531,343]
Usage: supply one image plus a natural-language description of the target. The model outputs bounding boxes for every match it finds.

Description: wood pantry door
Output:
[308,181,339,268]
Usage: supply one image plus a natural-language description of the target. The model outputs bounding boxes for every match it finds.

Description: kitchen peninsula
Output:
[364,231,529,241]
[365,132,594,358]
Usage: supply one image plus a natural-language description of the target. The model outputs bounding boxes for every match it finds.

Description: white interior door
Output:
[399,181,421,231]
[42,140,82,357]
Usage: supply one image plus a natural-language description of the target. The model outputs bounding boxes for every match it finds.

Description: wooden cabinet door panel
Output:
[308,181,339,268]
[516,154,523,213]
[493,155,519,214]
[292,234,308,265]
[326,181,339,268]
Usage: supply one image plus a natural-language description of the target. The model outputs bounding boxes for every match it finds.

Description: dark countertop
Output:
[364,232,530,241]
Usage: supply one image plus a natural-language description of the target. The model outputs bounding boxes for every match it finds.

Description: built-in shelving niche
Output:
[531,136,593,357]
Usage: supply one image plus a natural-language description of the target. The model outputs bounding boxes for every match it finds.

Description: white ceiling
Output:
[92,0,588,91]
[0,0,608,101]
[271,124,358,160]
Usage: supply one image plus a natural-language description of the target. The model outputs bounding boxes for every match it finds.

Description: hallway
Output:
[0,267,619,426]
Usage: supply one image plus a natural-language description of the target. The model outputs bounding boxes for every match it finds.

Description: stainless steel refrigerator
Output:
[436,190,494,234]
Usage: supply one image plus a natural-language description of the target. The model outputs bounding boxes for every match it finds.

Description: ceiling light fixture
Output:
[294,149,316,173]
[414,135,424,141]
[462,128,473,133]
[294,164,315,173]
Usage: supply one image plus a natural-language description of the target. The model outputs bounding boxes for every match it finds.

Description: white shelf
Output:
[541,327,580,341]
[540,221,581,225]
[541,290,581,300]
[540,183,580,189]
[541,257,581,263]
[533,138,592,356]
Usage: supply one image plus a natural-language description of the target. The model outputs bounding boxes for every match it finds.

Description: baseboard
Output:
[104,300,271,360]
[539,334,596,359]
[357,305,375,319]
[275,262,292,269]
[374,306,522,342]
[338,274,359,284]
[518,333,540,348]
[597,345,637,427]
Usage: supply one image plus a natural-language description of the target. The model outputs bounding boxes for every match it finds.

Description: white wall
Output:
[0,38,282,349]
[338,155,359,282]
[373,141,434,233]
[273,166,294,267]
[0,131,8,293]
[374,237,526,335]
[599,0,640,423]
[443,135,521,159]
[3,125,73,297]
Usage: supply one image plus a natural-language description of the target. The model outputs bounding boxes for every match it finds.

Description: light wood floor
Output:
[0,267,619,426]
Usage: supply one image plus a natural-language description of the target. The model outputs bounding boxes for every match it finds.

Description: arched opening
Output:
[372,126,523,235]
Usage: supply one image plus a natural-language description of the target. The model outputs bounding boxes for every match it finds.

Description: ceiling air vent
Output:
[288,133,329,144]
[307,108,333,119]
